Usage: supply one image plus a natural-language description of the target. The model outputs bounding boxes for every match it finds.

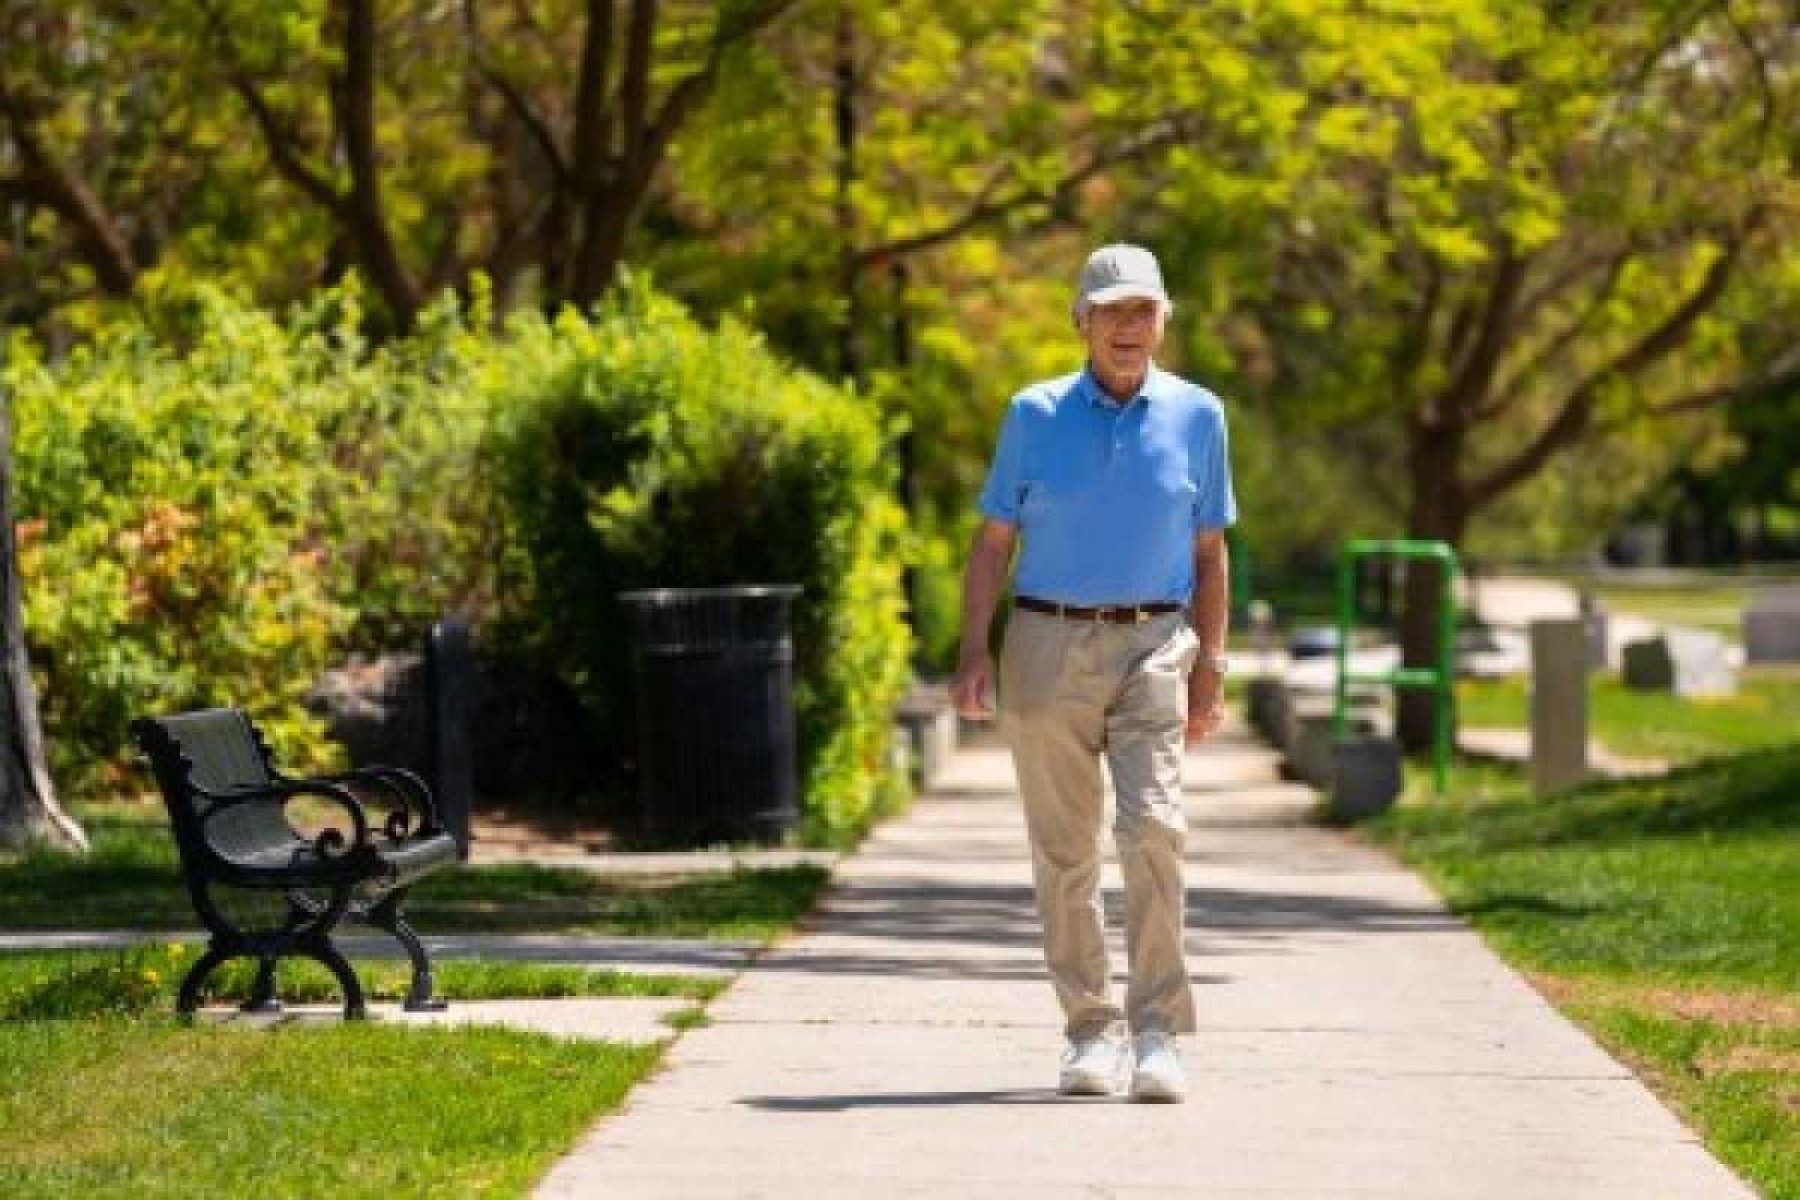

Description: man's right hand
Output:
[950,653,997,721]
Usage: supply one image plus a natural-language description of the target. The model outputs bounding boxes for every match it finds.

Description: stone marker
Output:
[1329,735,1403,820]
[1578,590,1608,671]
[1623,630,1735,697]
[1530,619,1588,795]
[1666,627,1736,697]
[1745,588,1800,664]
[1621,636,1674,691]
[894,684,957,789]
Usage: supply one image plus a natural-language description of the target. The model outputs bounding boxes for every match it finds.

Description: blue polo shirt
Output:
[976,365,1236,606]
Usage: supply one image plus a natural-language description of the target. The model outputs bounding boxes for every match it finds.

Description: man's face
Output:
[1080,296,1166,381]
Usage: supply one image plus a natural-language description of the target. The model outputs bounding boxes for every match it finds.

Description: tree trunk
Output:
[1396,425,1468,757]
[834,5,861,378]
[0,399,84,852]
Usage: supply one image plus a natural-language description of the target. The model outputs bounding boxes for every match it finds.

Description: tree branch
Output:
[194,0,344,212]
[462,0,570,187]
[1643,343,1800,419]
[571,0,616,194]
[227,71,344,211]
[0,82,138,294]
[1466,225,1751,508]
[621,0,656,165]
[348,0,420,321]
[1474,251,1630,424]
[850,116,1201,269]
[1435,245,1529,427]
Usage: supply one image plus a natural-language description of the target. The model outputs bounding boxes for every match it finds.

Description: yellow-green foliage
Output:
[7,272,907,843]
[487,277,912,844]
[6,276,498,778]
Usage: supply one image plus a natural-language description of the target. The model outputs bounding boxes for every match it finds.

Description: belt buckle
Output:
[1091,606,1106,624]
[1135,607,1150,624]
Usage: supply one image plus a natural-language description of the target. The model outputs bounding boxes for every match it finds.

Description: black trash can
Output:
[619,586,801,846]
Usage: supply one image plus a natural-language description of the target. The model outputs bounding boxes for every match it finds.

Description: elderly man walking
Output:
[949,243,1236,1103]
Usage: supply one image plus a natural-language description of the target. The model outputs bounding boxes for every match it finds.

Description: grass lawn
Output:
[0,796,831,1196]
[0,947,725,1016]
[0,945,728,1196]
[1590,582,1749,640]
[0,1017,662,1198]
[1457,667,1800,762]
[0,800,830,939]
[1363,747,1800,1199]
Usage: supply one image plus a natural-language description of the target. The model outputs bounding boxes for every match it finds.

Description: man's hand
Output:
[1185,666,1225,744]
[950,652,998,721]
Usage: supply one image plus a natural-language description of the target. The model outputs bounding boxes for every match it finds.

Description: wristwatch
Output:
[1195,652,1232,676]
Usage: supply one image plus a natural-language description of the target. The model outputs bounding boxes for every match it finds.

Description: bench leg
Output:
[296,936,367,1020]
[241,957,283,1014]
[363,889,447,1012]
[176,944,237,1018]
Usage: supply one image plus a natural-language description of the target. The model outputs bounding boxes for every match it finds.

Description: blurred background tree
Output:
[2,0,1796,797]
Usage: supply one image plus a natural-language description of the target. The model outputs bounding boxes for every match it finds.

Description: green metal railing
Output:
[1332,539,1459,795]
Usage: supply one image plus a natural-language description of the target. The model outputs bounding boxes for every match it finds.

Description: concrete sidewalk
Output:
[536,723,1752,1199]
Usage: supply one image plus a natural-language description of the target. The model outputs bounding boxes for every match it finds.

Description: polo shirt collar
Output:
[1080,363,1158,410]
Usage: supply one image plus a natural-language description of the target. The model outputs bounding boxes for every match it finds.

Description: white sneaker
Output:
[1058,1033,1128,1096]
[1129,1032,1187,1102]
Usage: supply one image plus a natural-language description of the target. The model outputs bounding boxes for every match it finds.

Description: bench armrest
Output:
[297,766,443,841]
[195,778,374,860]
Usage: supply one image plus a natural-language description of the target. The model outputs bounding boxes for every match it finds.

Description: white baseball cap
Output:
[1073,243,1170,318]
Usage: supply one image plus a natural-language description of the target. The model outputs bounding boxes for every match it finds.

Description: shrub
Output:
[5,274,498,780]
[486,277,912,844]
[8,271,908,843]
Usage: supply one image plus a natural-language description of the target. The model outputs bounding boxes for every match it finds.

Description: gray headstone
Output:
[1529,620,1588,795]
[1745,588,1800,664]
[1621,630,1735,697]
[1621,636,1675,691]
[1578,591,1608,671]
[1665,627,1735,697]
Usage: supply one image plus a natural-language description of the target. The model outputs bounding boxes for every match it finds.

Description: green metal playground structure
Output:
[1331,539,1460,795]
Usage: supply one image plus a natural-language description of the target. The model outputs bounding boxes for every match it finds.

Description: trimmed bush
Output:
[5,274,497,778]
[7,271,908,843]
[487,277,912,844]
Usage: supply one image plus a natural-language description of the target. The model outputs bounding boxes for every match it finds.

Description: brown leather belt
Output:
[1015,595,1183,624]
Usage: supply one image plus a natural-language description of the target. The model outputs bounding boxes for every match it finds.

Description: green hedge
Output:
[6,273,908,843]
[485,278,913,844]
[6,277,495,776]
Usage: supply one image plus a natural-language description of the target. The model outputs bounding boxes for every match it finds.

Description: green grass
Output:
[1590,582,1749,640]
[0,802,831,940]
[407,861,831,939]
[1530,989,1800,1200]
[1457,667,1800,762]
[0,1017,662,1198]
[1363,747,1800,1198]
[0,947,725,1018]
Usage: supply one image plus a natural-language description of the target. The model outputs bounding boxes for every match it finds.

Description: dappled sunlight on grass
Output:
[0,801,830,940]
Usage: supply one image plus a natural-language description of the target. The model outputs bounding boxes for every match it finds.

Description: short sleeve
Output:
[1193,404,1238,530]
[976,399,1028,525]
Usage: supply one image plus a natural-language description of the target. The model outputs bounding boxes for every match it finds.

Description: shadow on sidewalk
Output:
[740,1089,1077,1110]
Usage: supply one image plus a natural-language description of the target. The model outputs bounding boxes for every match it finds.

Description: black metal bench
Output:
[130,707,463,1019]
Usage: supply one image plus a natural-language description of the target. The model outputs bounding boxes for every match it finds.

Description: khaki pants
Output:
[998,608,1199,1039]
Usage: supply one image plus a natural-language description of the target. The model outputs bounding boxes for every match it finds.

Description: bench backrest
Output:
[131,708,297,863]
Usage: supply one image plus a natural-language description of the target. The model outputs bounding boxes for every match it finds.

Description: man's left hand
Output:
[1185,667,1225,744]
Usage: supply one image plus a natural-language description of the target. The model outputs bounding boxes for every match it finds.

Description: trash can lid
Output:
[618,585,802,606]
